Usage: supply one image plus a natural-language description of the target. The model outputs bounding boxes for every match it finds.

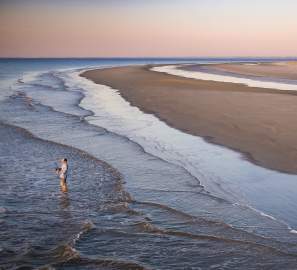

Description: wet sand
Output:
[82,65,297,174]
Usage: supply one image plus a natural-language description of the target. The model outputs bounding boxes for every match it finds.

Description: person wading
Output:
[56,158,68,192]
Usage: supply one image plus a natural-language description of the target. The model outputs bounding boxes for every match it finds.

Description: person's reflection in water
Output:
[59,192,70,210]
[58,192,74,240]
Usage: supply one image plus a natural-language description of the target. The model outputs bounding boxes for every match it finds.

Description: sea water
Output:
[1,58,297,269]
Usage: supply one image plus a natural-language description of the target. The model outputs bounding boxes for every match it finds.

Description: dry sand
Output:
[81,65,297,174]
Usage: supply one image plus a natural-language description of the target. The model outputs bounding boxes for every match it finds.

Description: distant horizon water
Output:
[1,56,297,59]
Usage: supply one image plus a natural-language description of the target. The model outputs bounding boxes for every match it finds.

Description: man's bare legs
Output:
[60,177,68,193]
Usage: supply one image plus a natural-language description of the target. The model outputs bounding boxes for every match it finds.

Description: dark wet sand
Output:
[81,65,297,174]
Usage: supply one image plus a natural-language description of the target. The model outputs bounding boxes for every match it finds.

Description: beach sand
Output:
[81,65,297,174]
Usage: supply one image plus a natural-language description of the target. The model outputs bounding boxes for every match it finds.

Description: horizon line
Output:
[1,56,297,60]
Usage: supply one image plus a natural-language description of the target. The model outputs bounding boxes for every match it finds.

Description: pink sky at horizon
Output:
[1,0,297,57]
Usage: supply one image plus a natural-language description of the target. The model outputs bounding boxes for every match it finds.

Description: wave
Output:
[89,221,297,258]
[8,219,149,270]
[71,220,96,246]
[49,256,149,270]
[6,245,149,270]
[132,201,297,254]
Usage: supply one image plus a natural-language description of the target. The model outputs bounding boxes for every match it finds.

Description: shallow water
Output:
[1,58,297,269]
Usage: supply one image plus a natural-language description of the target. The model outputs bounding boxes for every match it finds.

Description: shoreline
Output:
[81,64,297,174]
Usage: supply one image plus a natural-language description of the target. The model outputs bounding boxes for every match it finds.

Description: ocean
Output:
[1,58,297,269]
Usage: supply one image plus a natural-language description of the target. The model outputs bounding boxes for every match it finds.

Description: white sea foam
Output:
[243,204,277,221]
[152,65,297,91]
[259,212,277,221]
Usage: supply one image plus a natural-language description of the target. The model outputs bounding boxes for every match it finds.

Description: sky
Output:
[0,0,297,57]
